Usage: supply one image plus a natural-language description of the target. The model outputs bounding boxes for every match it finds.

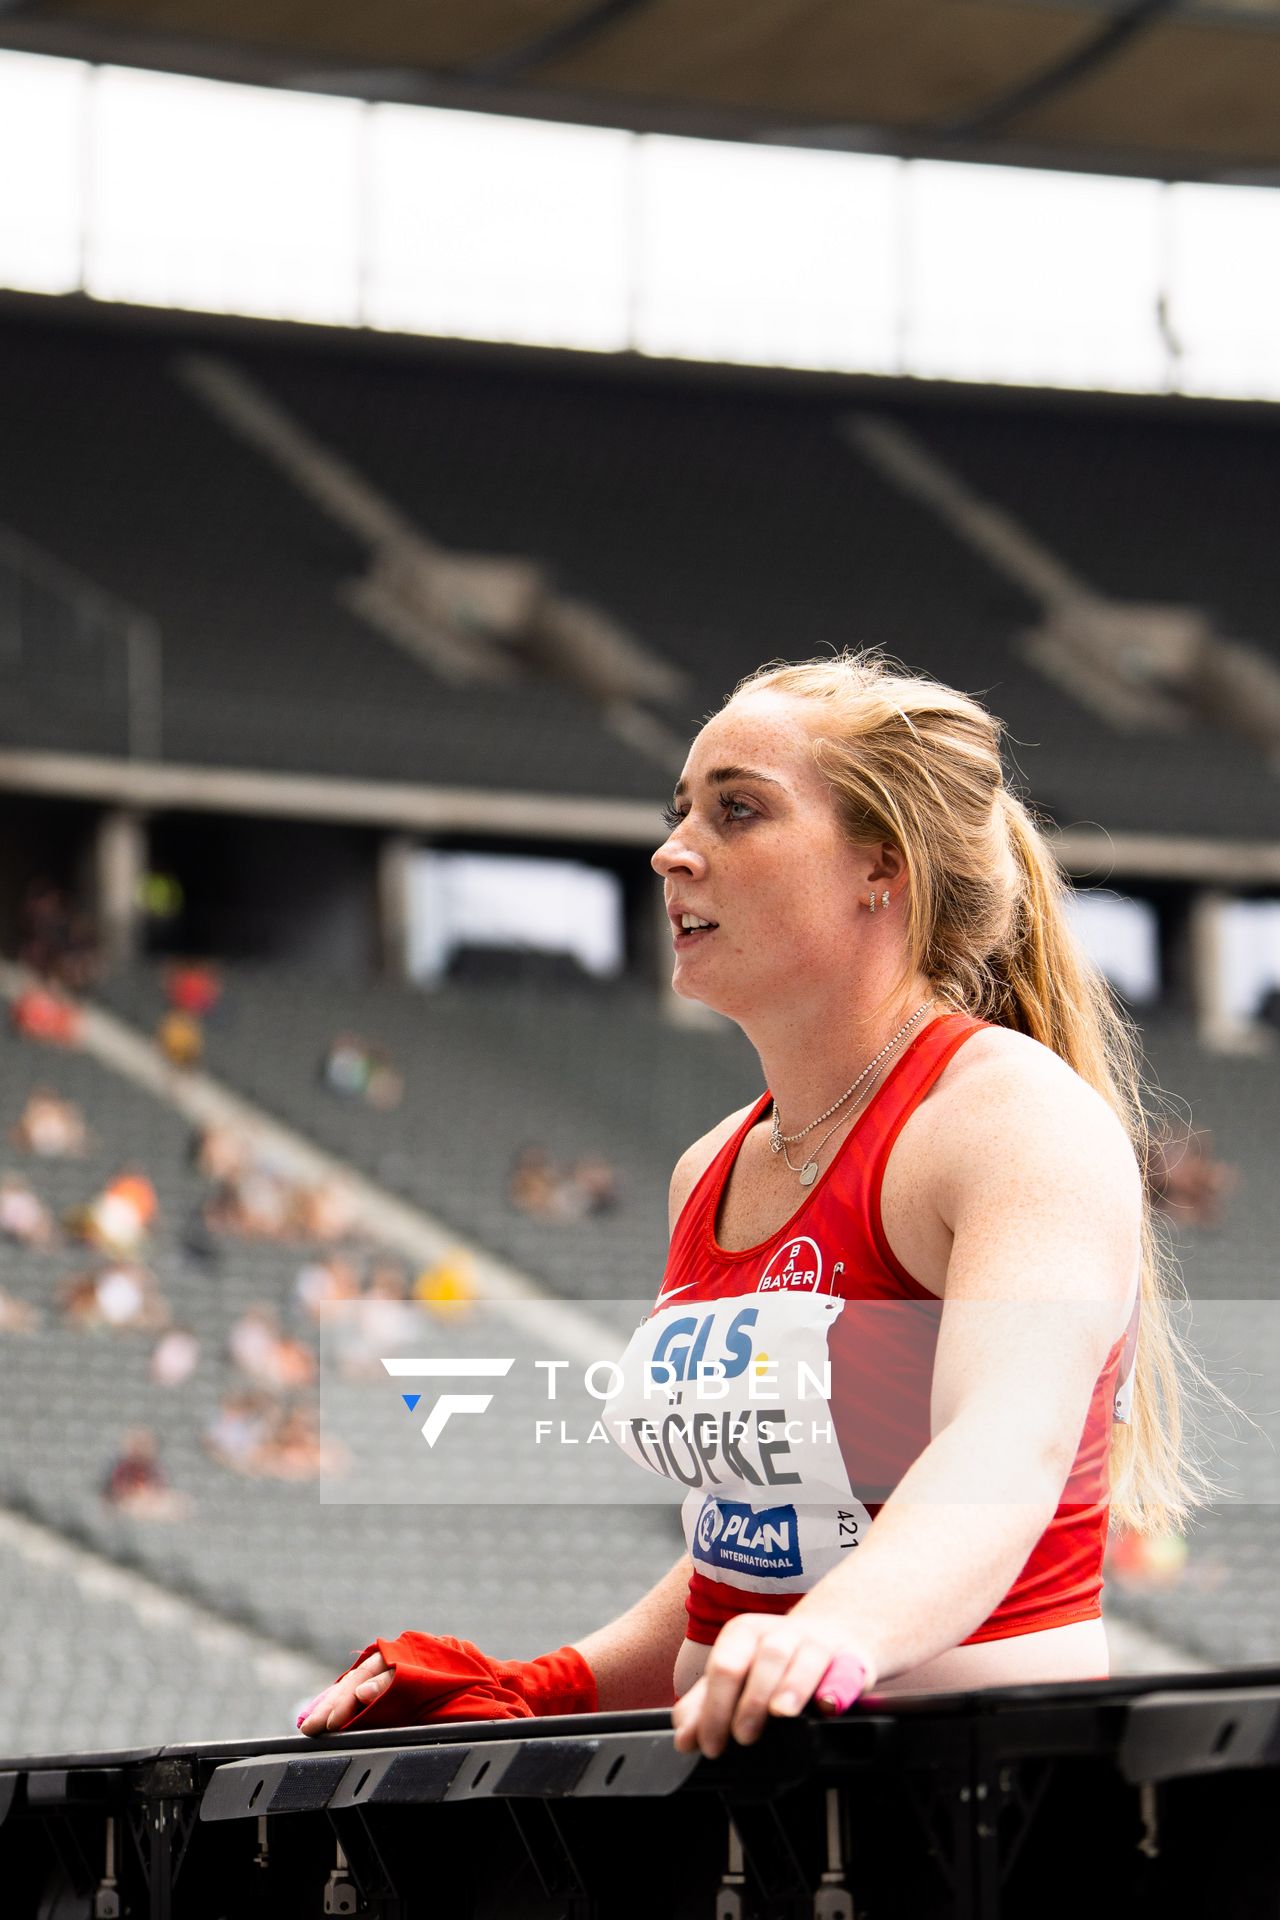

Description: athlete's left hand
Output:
[670,1611,876,1759]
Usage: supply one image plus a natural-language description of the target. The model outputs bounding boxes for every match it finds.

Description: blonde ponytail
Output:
[996,790,1210,1531]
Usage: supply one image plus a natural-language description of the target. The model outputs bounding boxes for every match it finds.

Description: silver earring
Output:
[881,890,891,910]
[868,891,876,913]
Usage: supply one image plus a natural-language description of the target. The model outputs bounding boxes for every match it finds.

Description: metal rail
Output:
[0,523,162,760]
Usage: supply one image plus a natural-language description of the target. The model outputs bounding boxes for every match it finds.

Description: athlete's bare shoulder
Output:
[931,1021,1116,1109]
[669,1104,758,1236]
[919,1022,1140,1209]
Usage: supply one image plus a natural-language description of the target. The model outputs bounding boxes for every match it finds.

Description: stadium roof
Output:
[4,0,1280,183]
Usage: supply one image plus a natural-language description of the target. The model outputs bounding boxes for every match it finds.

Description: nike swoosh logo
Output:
[652,1280,700,1310]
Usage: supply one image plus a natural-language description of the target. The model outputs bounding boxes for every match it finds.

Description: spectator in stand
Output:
[204,1163,293,1240]
[364,1262,417,1341]
[292,1177,359,1243]
[10,1089,88,1158]
[294,1253,362,1321]
[227,1303,280,1382]
[102,1427,190,1520]
[332,1261,419,1378]
[150,1324,200,1387]
[1144,1127,1239,1228]
[194,1122,251,1184]
[17,881,99,991]
[364,1053,403,1112]
[255,1402,347,1481]
[0,1173,56,1249]
[228,1303,316,1391]
[156,1008,204,1069]
[70,1168,158,1258]
[204,1392,273,1474]
[507,1145,563,1219]
[507,1145,621,1221]
[199,1129,287,1231]
[321,1034,367,1100]
[569,1155,620,1216]
[18,878,70,977]
[411,1250,474,1310]
[10,984,82,1048]
[165,960,223,1020]
[321,1035,403,1111]
[0,1287,42,1334]
[366,1258,411,1301]
[203,1153,340,1243]
[60,1263,170,1333]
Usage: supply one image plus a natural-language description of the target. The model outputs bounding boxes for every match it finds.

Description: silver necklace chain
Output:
[775,1061,889,1183]
[769,1000,934,1186]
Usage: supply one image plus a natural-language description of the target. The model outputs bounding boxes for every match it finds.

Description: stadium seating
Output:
[0,1009,686,1721]
[0,311,1277,840]
[1114,1019,1280,1666]
[263,340,1278,837]
[0,1518,327,1756]
[0,317,661,797]
[97,963,760,1304]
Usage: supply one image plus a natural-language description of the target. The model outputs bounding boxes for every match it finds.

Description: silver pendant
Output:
[799,1159,819,1187]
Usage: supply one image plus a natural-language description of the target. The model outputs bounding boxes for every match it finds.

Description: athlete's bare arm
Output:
[569,1549,694,1710]
[793,1037,1141,1678]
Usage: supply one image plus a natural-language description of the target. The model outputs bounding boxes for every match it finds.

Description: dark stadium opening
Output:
[0,792,100,960]
[141,812,379,975]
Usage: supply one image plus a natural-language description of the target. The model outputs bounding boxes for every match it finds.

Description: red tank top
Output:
[650,1012,1124,1647]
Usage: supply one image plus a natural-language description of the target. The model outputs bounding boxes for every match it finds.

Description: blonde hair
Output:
[734,649,1207,1532]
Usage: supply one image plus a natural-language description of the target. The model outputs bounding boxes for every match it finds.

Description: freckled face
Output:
[651,691,868,1019]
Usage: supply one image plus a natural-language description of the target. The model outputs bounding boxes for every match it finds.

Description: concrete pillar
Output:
[94,807,146,972]
[1187,889,1241,1051]
[377,833,415,983]
[1188,888,1277,1055]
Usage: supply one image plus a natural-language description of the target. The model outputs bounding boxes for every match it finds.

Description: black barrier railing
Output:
[1,1667,1278,1920]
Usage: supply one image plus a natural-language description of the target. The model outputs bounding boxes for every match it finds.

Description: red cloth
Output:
[335,1633,598,1730]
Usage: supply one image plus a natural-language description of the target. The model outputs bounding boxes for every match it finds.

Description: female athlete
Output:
[300,652,1197,1759]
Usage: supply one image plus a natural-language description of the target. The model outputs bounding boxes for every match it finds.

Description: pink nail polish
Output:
[296,1692,327,1729]
[814,1652,868,1715]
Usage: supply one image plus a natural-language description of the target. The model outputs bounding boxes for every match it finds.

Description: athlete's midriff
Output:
[626,1012,1127,1654]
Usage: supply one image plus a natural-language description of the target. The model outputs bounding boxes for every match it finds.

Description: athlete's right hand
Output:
[296,1650,393,1735]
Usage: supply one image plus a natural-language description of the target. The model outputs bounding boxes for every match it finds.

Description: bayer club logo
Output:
[696,1501,726,1553]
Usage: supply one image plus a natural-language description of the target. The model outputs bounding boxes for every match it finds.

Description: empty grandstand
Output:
[1,307,1278,847]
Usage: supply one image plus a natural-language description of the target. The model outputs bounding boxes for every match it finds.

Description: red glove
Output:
[333,1632,598,1731]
